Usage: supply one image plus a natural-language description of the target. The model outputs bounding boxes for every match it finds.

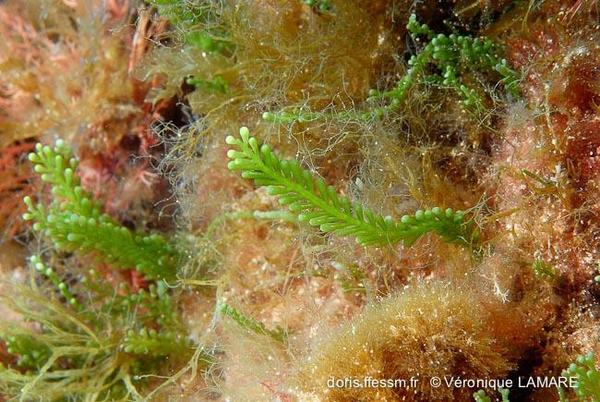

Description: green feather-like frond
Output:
[23,141,181,280]
[226,127,475,248]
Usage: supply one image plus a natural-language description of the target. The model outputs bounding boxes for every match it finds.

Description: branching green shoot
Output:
[226,127,475,248]
[23,141,181,280]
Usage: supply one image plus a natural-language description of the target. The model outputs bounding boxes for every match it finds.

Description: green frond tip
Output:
[186,75,228,93]
[186,32,233,54]
[122,328,191,357]
[473,390,492,402]
[226,127,475,248]
[303,0,332,13]
[149,0,213,30]
[23,141,181,281]
[220,303,287,343]
[561,352,600,400]
[473,388,510,402]
[532,258,556,281]
[3,334,51,370]
[30,255,80,309]
[499,388,510,402]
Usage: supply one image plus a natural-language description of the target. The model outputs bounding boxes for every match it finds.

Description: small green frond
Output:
[186,74,228,93]
[333,262,367,294]
[149,0,214,29]
[303,0,332,13]
[150,0,234,57]
[123,328,190,357]
[473,388,510,402]
[406,13,435,39]
[129,282,181,328]
[562,352,600,400]
[532,258,556,281]
[220,303,287,343]
[226,127,474,248]
[23,142,182,281]
[30,255,79,309]
[25,141,102,218]
[262,108,323,124]
[473,390,492,402]
[252,209,298,223]
[185,32,233,54]
[3,334,51,370]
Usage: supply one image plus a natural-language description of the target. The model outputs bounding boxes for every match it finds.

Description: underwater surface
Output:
[0,0,598,401]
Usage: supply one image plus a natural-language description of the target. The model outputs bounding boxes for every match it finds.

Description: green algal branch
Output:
[123,328,190,357]
[560,352,600,400]
[220,303,287,343]
[186,74,228,93]
[226,127,475,248]
[303,0,332,13]
[23,141,182,281]
[0,257,192,399]
[3,334,51,371]
[263,14,520,124]
[473,388,510,402]
[30,255,80,309]
[368,14,520,110]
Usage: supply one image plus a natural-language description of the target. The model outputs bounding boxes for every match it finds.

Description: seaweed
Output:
[0,1,599,401]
